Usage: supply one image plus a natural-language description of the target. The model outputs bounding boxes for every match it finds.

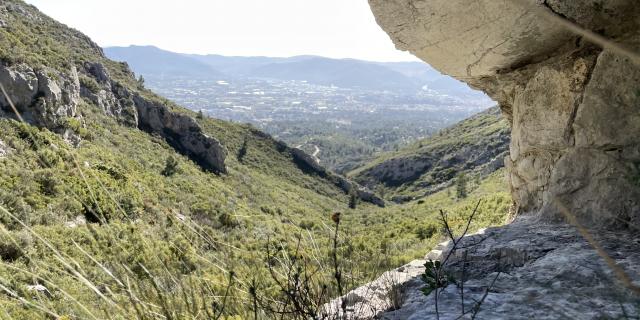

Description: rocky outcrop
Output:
[324,259,426,319]
[0,56,227,174]
[369,0,640,227]
[0,62,80,132]
[133,94,227,174]
[78,60,228,174]
[79,62,138,126]
[292,147,385,206]
[333,216,640,319]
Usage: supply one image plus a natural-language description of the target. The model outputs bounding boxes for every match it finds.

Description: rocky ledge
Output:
[330,216,640,319]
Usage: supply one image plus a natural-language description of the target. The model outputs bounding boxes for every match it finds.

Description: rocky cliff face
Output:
[369,0,640,228]
[0,52,227,174]
[133,94,227,174]
[0,63,80,134]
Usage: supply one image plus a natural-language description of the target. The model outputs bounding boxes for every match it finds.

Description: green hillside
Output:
[0,1,511,318]
[350,107,510,202]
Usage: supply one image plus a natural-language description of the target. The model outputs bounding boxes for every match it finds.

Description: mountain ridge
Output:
[105,45,478,93]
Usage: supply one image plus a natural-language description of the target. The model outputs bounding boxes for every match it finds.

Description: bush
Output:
[349,191,358,209]
[299,220,315,230]
[219,212,239,228]
[161,156,179,176]
[37,170,60,196]
[0,227,30,262]
[420,260,453,296]
[79,75,100,94]
[415,223,438,240]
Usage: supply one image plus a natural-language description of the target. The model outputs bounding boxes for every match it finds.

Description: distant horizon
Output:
[24,0,421,62]
[105,44,429,64]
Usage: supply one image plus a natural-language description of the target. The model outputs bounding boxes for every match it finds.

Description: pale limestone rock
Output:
[133,94,228,174]
[64,215,87,228]
[26,284,51,297]
[0,139,9,157]
[0,63,80,130]
[79,62,138,126]
[0,63,38,109]
[323,259,426,319]
[368,0,640,226]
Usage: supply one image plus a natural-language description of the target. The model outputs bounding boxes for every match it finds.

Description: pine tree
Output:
[455,173,468,199]
[161,156,179,176]
[348,190,358,209]
[237,138,248,163]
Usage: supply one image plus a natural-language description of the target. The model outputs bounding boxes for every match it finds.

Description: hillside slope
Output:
[350,107,510,202]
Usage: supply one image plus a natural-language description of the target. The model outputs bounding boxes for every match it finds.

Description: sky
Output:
[24,0,419,62]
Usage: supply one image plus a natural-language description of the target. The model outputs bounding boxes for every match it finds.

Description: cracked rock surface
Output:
[369,0,640,226]
[332,217,640,319]
[382,217,640,319]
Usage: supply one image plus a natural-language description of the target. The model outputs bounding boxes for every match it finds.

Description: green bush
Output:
[0,227,30,262]
[415,223,438,240]
[420,260,454,296]
[161,156,179,176]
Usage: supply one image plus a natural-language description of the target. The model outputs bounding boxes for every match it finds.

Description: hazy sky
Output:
[24,0,419,62]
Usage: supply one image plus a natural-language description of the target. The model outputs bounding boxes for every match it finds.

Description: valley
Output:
[106,46,493,173]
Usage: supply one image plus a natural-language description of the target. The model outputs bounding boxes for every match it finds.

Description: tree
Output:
[161,156,179,176]
[196,110,204,119]
[237,138,248,163]
[348,190,358,209]
[137,75,145,86]
[455,173,468,199]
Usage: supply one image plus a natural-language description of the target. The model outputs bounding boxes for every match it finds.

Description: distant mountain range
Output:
[104,45,477,94]
[104,46,225,79]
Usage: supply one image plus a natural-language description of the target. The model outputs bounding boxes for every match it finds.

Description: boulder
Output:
[369,0,640,227]
[0,63,38,109]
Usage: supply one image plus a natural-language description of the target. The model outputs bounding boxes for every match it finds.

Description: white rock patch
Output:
[0,139,10,158]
